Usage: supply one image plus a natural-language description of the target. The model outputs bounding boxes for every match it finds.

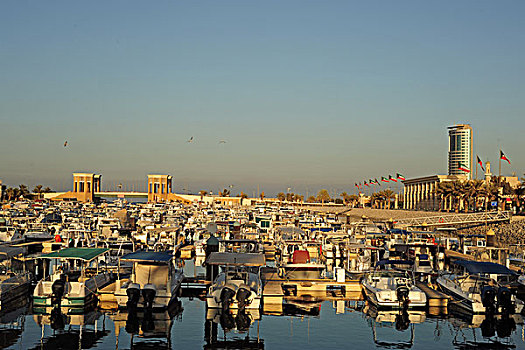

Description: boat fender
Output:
[126,283,141,309]
[236,286,252,311]
[220,287,236,311]
[481,285,497,312]
[142,284,157,309]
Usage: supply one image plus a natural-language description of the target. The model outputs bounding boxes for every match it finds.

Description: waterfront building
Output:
[448,124,473,180]
[147,174,173,202]
[402,174,467,211]
[51,173,102,202]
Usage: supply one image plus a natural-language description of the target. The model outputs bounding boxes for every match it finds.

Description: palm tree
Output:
[317,189,330,204]
[348,194,359,208]
[18,184,30,199]
[340,192,348,205]
[259,191,265,201]
[435,182,453,212]
[277,192,286,202]
[514,183,525,213]
[382,189,396,209]
[370,192,381,209]
[450,181,469,212]
[199,190,208,201]
[466,180,484,212]
[306,196,316,203]
[33,185,43,198]
[6,187,19,201]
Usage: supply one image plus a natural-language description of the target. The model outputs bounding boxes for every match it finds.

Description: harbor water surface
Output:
[1,260,524,350]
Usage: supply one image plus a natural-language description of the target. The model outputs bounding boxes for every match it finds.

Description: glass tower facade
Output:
[448,124,472,179]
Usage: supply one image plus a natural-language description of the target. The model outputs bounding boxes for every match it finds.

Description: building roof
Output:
[205,252,266,266]
[40,248,108,261]
[120,250,173,263]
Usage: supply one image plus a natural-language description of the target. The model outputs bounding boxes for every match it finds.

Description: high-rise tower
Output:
[448,124,473,180]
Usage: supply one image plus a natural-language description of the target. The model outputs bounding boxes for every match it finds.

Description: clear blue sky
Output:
[1,1,524,196]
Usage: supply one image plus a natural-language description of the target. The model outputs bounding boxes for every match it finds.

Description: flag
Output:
[500,150,511,164]
[477,156,485,171]
[389,175,398,182]
[396,173,405,181]
[381,176,389,183]
[364,181,370,187]
[374,178,381,186]
[458,162,470,173]
[369,179,374,186]
[354,182,359,189]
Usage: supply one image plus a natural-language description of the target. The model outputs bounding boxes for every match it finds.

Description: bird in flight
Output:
[219,140,226,144]
[64,141,68,147]
[187,136,194,143]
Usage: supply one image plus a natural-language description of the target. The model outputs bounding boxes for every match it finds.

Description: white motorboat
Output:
[114,251,183,311]
[361,260,427,309]
[33,248,112,314]
[206,252,265,311]
[436,260,524,314]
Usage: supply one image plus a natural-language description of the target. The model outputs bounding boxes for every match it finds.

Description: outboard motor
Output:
[497,287,514,314]
[126,283,141,310]
[396,285,410,307]
[220,287,236,312]
[236,287,252,311]
[142,284,157,309]
[481,285,497,313]
[51,276,66,308]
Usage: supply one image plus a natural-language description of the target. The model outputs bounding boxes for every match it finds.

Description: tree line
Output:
[3,184,54,201]
[434,177,525,212]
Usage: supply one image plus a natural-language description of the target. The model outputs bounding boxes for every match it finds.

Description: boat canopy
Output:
[120,250,173,263]
[453,260,517,275]
[40,247,109,261]
[0,246,25,261]
[205,252,265,266]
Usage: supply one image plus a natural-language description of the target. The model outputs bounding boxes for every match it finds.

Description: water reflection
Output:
[205,308,263,349]
[0,295,524,349]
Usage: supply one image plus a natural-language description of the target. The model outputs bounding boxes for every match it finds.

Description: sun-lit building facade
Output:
[448,124,473,180]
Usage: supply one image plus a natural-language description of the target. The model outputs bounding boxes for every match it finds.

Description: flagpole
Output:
[499,156,501,185]
[475,159,478,181]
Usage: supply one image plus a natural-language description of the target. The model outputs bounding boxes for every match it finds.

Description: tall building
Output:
[448,124,472,180]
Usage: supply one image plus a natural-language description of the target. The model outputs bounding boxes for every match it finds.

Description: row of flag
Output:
[457,150,511,173]
[354,173,405,189]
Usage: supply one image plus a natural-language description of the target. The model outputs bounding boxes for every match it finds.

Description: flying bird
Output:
[219,140,227,144]
[187,136,194,143]
[64,141,68,147]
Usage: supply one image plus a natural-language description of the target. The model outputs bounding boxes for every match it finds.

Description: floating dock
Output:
[416,281,449,310]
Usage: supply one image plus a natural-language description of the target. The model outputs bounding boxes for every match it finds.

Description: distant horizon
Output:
[2,1,524,195]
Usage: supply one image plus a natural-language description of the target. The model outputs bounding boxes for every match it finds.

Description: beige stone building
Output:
[51,173,102,202]
[402,174,467,210]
